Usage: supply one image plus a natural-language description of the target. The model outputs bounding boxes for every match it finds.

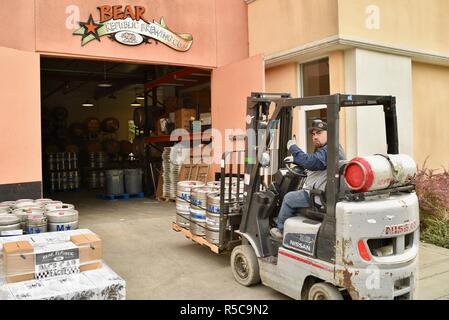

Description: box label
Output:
[34,242,80,279]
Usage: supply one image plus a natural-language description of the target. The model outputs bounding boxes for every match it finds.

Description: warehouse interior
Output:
[40,57,212,203]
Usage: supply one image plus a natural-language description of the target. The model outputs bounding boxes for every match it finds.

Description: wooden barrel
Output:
[69,123,85,138]
[132,135,145,156]
[101,117,120,133]
[103,139,120,155]
[52,107,68,121]
[119,140,133,157]
[65,144,80,153]
[86,141,102,153]
[133,107,146,128]
[84,117,101,133]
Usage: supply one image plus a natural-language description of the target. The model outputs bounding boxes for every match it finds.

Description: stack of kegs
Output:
[0,199,79,236]
[189,186,219,236]
[176,181,206,228]
[47,152,80,192]
[205,192,237,245]
[162,148,171,198]
[87,152,106,189]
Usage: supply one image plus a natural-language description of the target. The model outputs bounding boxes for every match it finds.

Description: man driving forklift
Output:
[270,119,346,240]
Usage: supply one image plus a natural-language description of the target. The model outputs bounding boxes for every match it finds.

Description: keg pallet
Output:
[171,222,220,254]
[157,196,175,202]
[96,192,145,200]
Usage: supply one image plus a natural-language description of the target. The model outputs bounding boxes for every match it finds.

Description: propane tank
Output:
[343,154,416,192]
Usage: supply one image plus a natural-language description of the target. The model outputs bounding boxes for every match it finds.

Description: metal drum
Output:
[0,213,22,236]
[205,193,236,245]
[189,187,219,236]
[26,213,47,234]
[12,208,46,230]
[45,203,75,212]
[13,201,42,210]
[46,209,78,223]
[105,170,124,195]
[0,204,11,214]
[124,169,143,195]
[176,181,205,228]
[48,220,79,232]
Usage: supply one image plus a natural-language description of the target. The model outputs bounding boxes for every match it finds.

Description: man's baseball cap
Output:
[308,119,327,133]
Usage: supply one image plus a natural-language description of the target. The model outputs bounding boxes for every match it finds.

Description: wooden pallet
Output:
[157,197,175,202]
[171,222,220,254]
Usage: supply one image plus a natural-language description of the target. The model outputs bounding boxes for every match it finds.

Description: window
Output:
[300,58,330,153]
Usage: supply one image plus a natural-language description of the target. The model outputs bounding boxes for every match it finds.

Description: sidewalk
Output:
[418,242,449,300]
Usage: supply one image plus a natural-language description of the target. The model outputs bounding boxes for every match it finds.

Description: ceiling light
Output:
[97,82,113,88]
[136,93,145,100]
[130,99,141,107]
[82,100,94,107]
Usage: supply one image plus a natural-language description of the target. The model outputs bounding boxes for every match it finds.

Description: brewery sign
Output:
[74,5,193,51]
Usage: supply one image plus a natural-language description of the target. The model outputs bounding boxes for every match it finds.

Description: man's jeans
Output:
[276,190,310,232]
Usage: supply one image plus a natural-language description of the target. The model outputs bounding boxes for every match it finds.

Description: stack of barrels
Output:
[47,152,80,192]
[0,198,79,236]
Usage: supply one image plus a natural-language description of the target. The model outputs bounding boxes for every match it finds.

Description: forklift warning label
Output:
[283,233,316,255]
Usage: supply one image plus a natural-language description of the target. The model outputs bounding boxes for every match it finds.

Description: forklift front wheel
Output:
[308,282,344,300]
[231,245,260,286]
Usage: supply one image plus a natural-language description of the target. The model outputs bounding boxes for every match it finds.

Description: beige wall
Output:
[412,62,449,170]
[0,46,41,184]
[329,51,346,150]
[248,0,339,57]
[0,0,35,51]
[338,0,449,56]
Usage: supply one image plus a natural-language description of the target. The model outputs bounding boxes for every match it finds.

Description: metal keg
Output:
[56,172,63,190]
[1,201,16,207]
[46,209,78,223]
[205,193,236,245]
[15,199,35,204]
[13,201,42,210]
[61,171,68,191]
[176,181,206,229]
[34,198,54,205]
[48,220,79,232]
[12,208,46,231]
[67,171,74,190]
[74,171,80,189]
[48,153,55,171]
[57,152,65,170]
[26,213,47,234]
[0,204,11,213]
[0,214,22,236]
[189,187,219,236]
[45,203,75,212]
[89,152,97,169]
[99,171,106,188]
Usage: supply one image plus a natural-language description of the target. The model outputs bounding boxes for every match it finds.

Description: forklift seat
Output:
[292,160,349,222]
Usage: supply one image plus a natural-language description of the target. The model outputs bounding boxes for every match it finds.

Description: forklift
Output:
[229,93,419,300]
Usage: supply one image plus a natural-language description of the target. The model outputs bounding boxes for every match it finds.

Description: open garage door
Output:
[210,55,265,175]
[0,47,41,200]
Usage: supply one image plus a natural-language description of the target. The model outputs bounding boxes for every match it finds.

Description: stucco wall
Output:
[338,0,449,56]
[248,0,339,57]
[0,46,41,184]
[412,62,449,170]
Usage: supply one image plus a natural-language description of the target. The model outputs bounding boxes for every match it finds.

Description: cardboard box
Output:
[70,234,102,272]
[3,241,34,283]
[175,108,196,131]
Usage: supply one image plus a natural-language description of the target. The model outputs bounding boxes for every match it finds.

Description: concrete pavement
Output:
[57,191,449,300]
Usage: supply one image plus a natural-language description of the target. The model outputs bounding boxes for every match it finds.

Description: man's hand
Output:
[284,155,293,163]
[287,139,296,151]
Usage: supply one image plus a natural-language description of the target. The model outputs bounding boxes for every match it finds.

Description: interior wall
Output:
[412,62,449,170]
[0,47,41,184]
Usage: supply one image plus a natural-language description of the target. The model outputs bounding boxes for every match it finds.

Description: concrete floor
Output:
[56,191,449,300]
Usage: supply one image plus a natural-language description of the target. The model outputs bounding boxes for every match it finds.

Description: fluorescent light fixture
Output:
[97,82,113,88]
[82,100,94,107]
[130,99,141,107]
[136,93,145,100]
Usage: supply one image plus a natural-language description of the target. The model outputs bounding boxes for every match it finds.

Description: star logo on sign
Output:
[78,14,103,42]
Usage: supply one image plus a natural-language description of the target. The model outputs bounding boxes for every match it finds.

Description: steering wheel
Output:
[284,156,306,176]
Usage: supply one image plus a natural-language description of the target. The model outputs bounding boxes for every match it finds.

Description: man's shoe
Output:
[270,228,283,240]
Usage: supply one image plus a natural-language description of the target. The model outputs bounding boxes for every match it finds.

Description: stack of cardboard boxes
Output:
[0,229,125,300]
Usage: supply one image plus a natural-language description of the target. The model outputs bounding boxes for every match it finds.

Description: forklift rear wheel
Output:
[308,283,344,300]
[231,245,260,286]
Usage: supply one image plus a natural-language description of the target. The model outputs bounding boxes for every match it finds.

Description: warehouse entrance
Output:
[40,56,212,201]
